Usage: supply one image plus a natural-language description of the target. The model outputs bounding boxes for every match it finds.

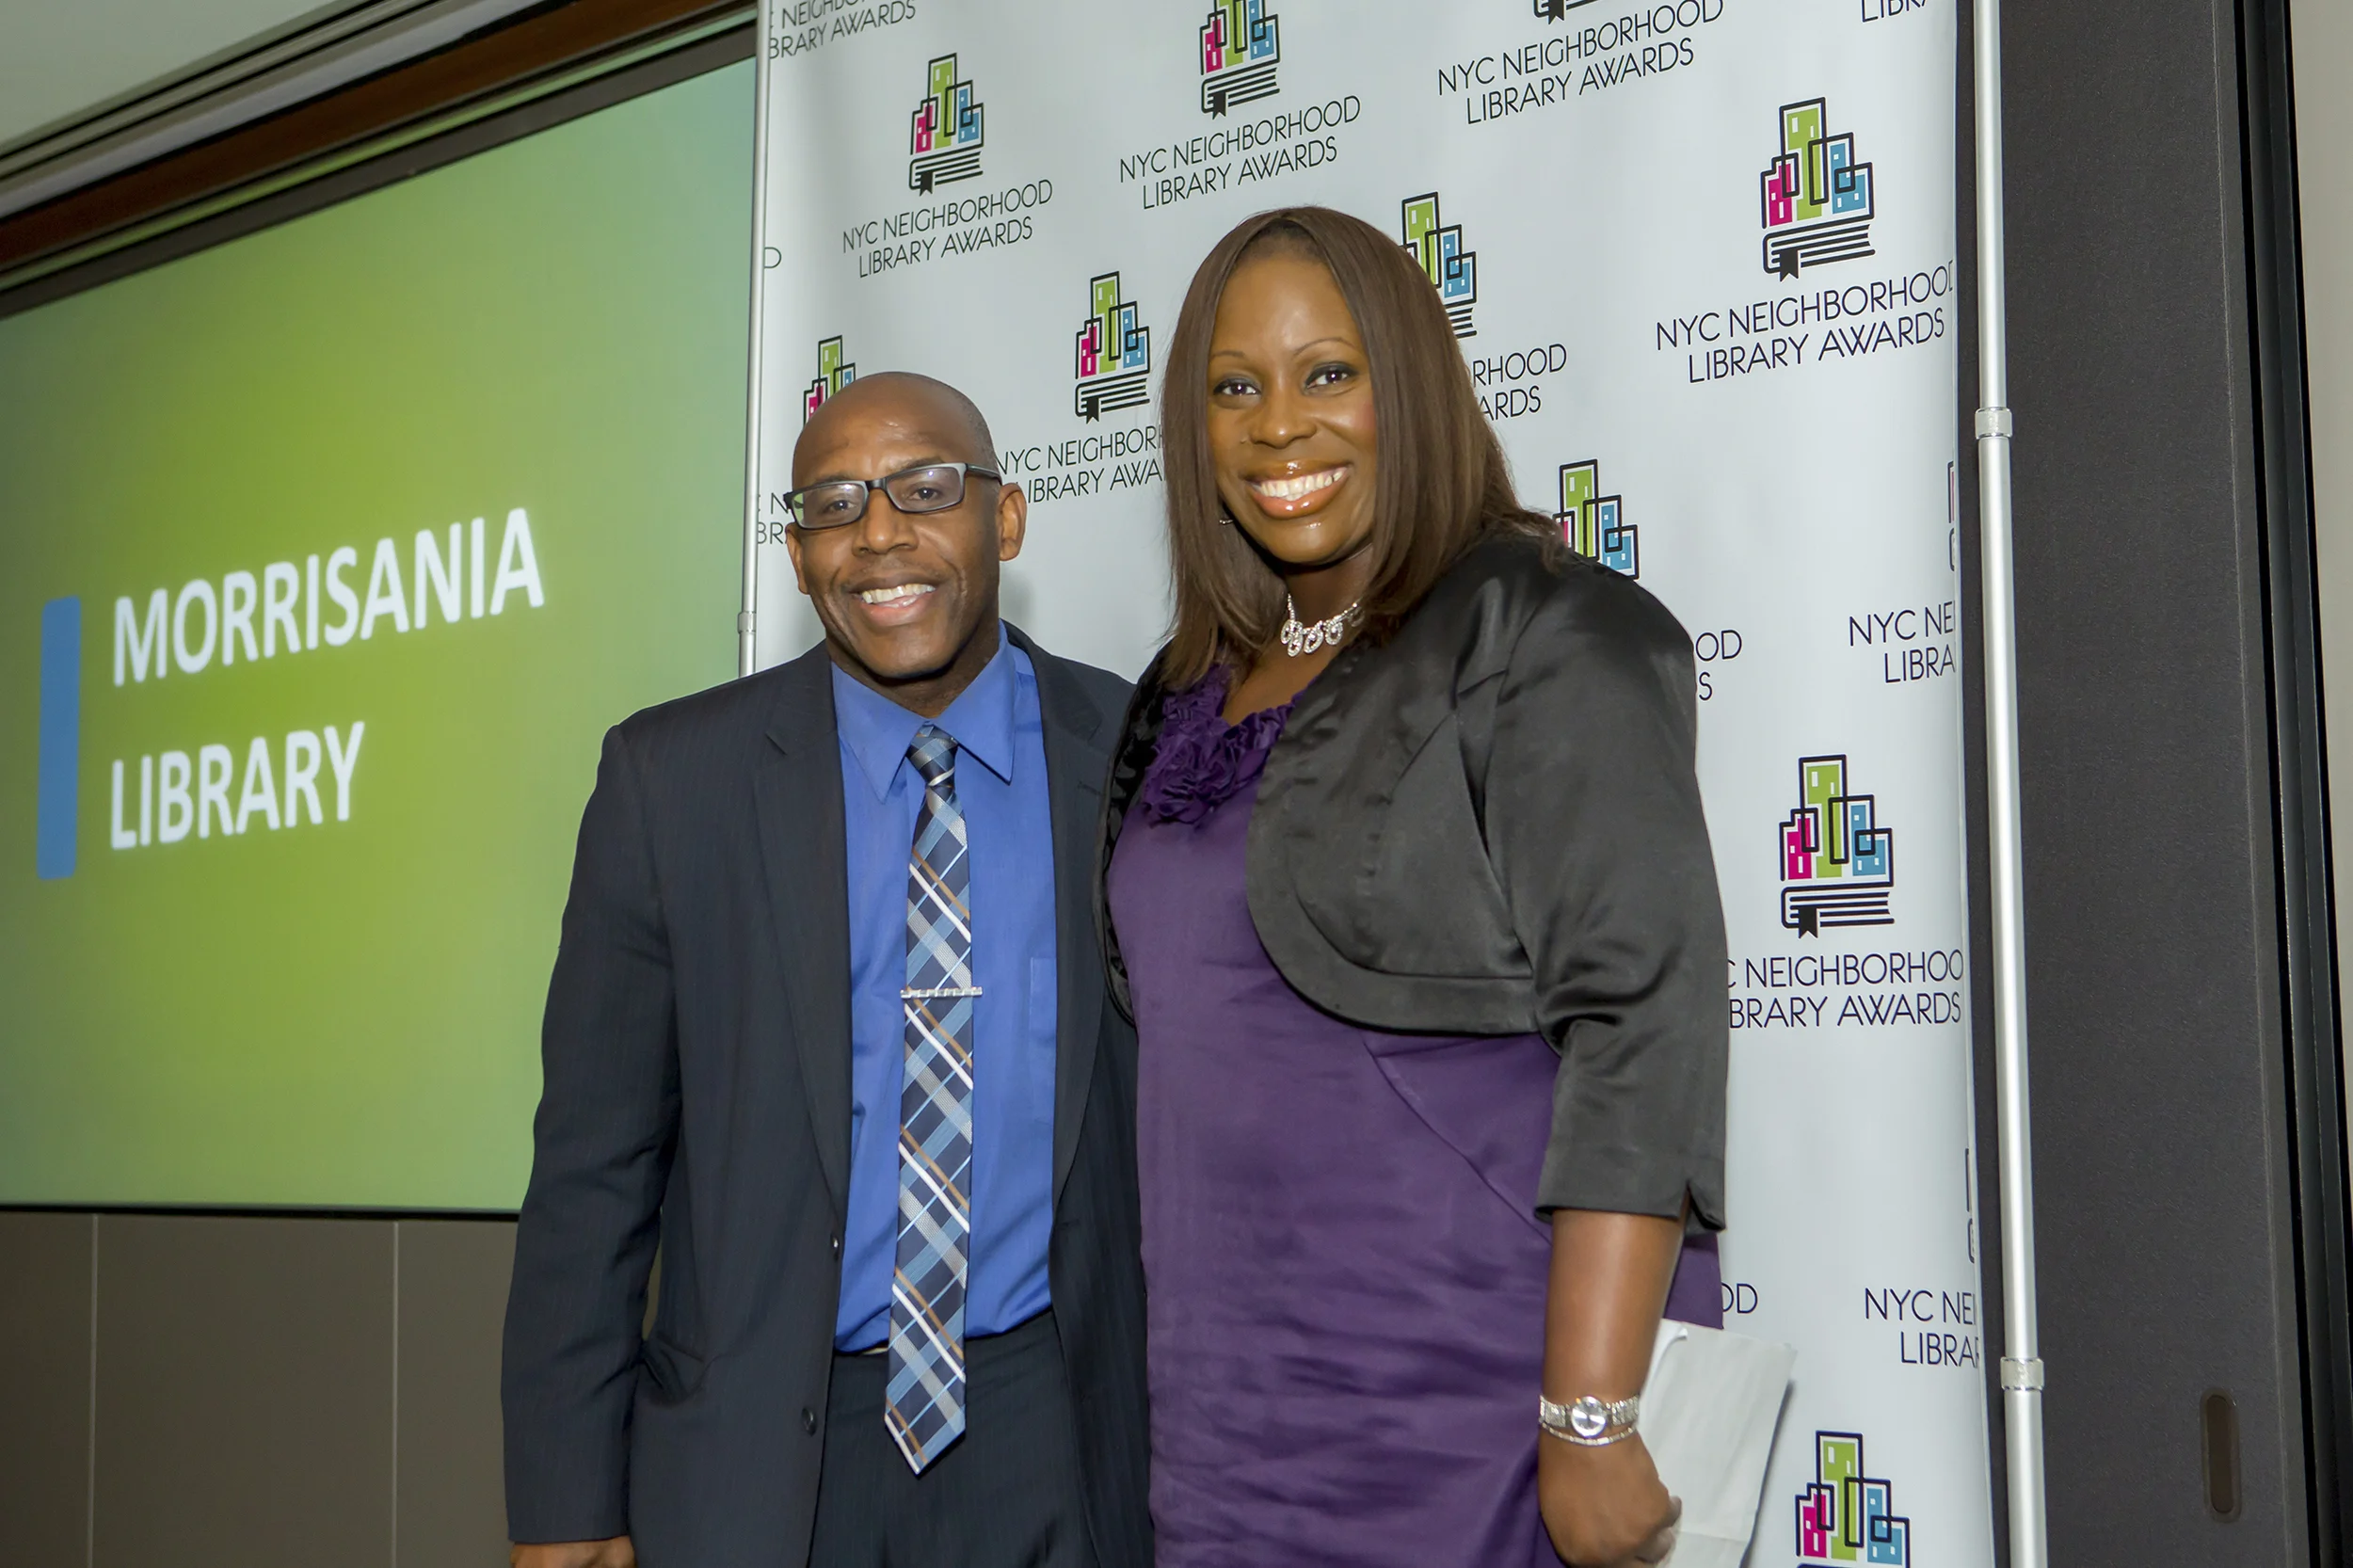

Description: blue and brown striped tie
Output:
[888,725,975,1472]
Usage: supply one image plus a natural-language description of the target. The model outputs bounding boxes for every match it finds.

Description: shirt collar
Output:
[830,627,1018,802]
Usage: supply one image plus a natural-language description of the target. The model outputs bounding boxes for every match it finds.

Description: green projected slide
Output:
[0,63,752,1208]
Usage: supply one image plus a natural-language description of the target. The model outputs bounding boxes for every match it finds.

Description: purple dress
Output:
[1105,678,1719,1568]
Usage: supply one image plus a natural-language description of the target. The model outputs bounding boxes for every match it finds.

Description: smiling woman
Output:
[1096,206,1732,1568]
[1156,209,1543,703]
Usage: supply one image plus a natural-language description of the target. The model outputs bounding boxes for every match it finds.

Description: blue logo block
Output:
[37,596,80,880]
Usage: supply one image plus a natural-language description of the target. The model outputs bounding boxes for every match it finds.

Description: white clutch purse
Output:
[1640,1319,1798,1567]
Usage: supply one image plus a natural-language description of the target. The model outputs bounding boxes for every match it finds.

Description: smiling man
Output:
[503,373,1149,1568]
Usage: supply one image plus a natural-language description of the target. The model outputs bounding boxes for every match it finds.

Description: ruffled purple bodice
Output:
[1136,672,1292,826]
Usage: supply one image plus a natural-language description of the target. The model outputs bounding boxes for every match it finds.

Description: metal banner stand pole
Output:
[737,0,776,679]
[1971,0,2050,1560]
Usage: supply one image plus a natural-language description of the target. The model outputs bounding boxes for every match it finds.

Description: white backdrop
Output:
[749,1,1993,1560]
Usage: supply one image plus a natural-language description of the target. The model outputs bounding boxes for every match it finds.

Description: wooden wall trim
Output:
[0,0,744,277]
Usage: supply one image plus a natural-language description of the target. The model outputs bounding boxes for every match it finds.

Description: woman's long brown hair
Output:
[1158,205,1552,687]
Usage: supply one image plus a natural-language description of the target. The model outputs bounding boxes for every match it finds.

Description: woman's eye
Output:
[1306,362,1355,389]
[1211,376,1256,397]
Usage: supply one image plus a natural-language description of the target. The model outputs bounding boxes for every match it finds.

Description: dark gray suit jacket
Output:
[503,629,1148,1568]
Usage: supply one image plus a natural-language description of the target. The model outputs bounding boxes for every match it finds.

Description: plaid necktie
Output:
[888,724,974,1472]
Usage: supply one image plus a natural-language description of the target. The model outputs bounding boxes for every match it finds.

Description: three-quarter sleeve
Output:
[1483,571,1728,1228]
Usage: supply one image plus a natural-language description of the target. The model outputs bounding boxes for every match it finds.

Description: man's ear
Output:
[995,479,1029,563]
[783,525,812,596]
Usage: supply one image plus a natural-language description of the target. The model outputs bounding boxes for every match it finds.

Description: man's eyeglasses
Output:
[784,462,1001,531]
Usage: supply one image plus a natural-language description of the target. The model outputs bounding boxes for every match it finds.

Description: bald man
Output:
[503,375,1148,1568]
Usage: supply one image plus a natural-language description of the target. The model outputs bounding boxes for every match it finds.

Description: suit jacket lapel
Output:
[1015,628,1111,1206]
[755,644,855,1214]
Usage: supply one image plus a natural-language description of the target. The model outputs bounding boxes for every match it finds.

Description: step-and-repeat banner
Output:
[749,1,1992,1560]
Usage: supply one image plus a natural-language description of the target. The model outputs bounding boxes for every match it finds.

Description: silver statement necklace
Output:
[1280,594,1362,657]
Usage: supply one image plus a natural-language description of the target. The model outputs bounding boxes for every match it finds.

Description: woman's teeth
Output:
[857,584,935,605]
[1252,468,1346,502]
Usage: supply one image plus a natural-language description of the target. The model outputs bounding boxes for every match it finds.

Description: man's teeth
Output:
[857,584,935,605]
[1253,468,1345,501]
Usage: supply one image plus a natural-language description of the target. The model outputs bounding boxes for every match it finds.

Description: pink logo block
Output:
[1800,1484,1835,1558]
[1765,155,1797,227]
[1783,821,1815,880]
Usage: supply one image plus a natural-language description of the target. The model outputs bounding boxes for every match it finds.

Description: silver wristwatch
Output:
[1539,1392,1641,1447]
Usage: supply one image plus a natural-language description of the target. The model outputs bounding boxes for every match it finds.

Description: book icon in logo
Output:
[1778,755,1894,935]
[1074,272,1152,421]
[1759,98,1875,278]
[909,55,984,193]
[1401,194,1477,337]
[1200,0,1280,117]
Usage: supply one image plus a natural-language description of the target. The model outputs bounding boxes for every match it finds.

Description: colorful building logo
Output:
[1759,97,1876,278]
[1797,1432,1912,1565]
[1074,272,1152,421]
[1401,194,1477,338]
[908,54,984,193]
[1200,1,1280,116]
[1778,755,1895,935]
[803,336,856,423]
[1555,460,1637,578]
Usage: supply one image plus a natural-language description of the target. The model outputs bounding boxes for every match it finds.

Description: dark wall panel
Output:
[0,1213,93,1568]
[91,1215,393,1568]
[2001,0,2312,1560]
[395,1219,516,1567]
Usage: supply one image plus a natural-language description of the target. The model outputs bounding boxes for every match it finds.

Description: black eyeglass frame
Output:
[782,462,1003,530]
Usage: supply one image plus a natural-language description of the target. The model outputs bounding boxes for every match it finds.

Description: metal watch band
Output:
[1539,1392,1641,1447]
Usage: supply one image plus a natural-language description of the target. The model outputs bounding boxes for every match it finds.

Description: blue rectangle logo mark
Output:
[38,596,80,880]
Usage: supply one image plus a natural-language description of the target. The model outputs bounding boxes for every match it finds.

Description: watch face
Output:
[1568,1396,1610,1439]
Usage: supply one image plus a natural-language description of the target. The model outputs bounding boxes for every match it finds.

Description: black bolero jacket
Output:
[1096,533,1728,1228]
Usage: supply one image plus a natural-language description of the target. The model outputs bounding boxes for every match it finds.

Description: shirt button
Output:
[802,1407,819,1435]
[830,1235,842,1258]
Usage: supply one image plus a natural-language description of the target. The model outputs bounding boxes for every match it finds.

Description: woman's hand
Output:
[1542,1207,1687,1567]
[1538,1430,1679,1566]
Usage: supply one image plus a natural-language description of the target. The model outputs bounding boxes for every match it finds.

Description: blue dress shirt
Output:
[830,633,1058,1351]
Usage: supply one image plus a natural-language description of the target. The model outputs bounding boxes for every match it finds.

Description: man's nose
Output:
[851,488,920,551]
